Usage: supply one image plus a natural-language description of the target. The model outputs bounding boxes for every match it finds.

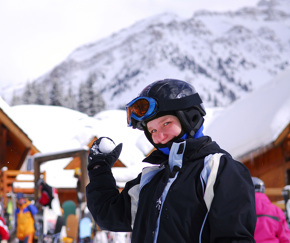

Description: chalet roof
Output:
[205,68,290,161]
[0,97,31,141]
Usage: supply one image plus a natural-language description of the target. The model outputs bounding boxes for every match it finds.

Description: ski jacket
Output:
[38,183,55,208]
[15,200,38,240]
[87,136,256,243]
[0,217,9,241]
[254,192,290,243]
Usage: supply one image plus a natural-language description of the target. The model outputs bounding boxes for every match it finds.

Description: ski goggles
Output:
[126,93,203,127]
[126,97,157,127]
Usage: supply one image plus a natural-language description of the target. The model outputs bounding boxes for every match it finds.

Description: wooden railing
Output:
[0,170,46,208]
[265,187,285,210]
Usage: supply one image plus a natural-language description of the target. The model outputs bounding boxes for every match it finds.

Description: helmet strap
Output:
[176,110,204,137]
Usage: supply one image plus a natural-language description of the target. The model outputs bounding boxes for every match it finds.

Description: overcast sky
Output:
[0,0,260,89]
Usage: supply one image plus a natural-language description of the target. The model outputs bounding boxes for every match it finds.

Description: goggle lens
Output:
[126,97,156,126]
[132,99,150,116]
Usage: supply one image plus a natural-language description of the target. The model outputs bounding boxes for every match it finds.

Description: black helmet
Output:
[126,79,206,137]
[252,177,265,193]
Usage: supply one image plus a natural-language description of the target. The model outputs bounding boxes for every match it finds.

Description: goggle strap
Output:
[158,93,202,112]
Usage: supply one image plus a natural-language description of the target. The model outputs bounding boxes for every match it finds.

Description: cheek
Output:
[151,133,158,143]
[171,125,182,136]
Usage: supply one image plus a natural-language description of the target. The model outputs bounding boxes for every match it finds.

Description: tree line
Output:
[10,73,106,117]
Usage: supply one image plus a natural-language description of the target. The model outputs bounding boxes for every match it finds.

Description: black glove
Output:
[87,137,123,171]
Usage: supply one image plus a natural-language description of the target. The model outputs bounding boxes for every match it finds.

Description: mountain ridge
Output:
[3,0,290,112]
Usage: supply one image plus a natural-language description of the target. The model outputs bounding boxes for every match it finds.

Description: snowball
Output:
[99,137,116,153]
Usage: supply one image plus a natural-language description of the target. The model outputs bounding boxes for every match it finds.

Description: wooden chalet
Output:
[0,99,41,207]
[242,123,290,202]
[0,99,87,207]
[206,69,290,205]
[0,101,38,170]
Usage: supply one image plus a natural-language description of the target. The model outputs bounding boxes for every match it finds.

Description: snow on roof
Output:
[10,105,96,153]
[205,68,290,160]
[13,174,35,189]
[0,97,11,115]
[8,105,153,187]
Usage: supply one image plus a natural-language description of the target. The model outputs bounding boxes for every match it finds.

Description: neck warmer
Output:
[157,125,204,155]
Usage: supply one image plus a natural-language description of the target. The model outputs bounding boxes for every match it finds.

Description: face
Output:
[17,198,25,206]
[147,115,182,144]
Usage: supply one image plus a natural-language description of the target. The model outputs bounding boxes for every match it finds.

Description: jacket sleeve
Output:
[208,155,256,242]
[0,218,9,240]
[86,166,140,232]
[276,206,290,242]
[28,204,38,216]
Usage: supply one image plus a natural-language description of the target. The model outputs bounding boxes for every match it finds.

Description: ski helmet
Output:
[251,177,265,193]
[126,79,206,147]
[16,193,24,200]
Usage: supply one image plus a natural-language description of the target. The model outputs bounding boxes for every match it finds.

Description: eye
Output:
[163,121,170,126]
[150,129,157,134]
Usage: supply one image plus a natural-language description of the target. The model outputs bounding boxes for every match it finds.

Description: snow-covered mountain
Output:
[5,0,290,110]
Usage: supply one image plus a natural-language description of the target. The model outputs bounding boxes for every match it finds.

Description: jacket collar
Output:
[143,136,221,165]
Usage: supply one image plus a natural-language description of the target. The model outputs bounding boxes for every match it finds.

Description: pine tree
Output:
[22,82,38,104]
[63,82,77,110]
[50,78,64,106]
[78,73,106,116]
[78,82,88,114]
[10,92,22,105]
[35,83,50,105]
[90,89,105,116]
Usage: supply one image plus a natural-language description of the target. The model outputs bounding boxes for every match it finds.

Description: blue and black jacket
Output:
[86,136,256,243]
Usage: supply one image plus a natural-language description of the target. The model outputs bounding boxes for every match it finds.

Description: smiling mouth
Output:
[159,137,172,144]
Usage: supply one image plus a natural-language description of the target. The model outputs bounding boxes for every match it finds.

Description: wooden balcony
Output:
[0,169,46,208]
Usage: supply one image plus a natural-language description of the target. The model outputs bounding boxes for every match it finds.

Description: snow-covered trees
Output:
[78,73,105,116]
[10,74,106,116]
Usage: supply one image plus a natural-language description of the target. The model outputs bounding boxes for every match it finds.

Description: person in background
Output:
[74,167,83,203]
[36,178,63,238]
[0,215,9,243]
[36,178,54,209]
[15,193,38,243]
[86,79,256,242]
[36,178,62,216]
[252,177,290,242]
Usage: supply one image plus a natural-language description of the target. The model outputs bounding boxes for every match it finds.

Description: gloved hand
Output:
[87,137,123,171]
